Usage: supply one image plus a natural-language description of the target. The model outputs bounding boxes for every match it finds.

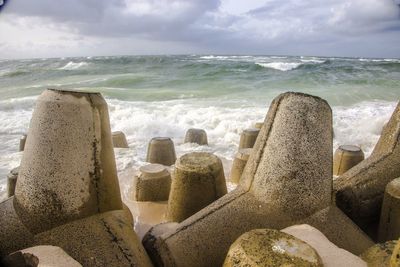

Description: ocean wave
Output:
[58,61,89,70]
[256,62,303,71]
[300,59,326,64]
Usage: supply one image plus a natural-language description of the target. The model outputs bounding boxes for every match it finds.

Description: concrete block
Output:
[333,145,364,176]
[184,128,208,145]
[223,228,323,267]
[133,164,171,202]
[238,128,260,149]
[143,92,373,267]
[146,137,176,166]
[378,178,400,242]
[112,131,129,148]
[230,148,252,184]
[35,210,153,267]
[7,166,19,198]
[334,101,400,238]
[167,152,227,222]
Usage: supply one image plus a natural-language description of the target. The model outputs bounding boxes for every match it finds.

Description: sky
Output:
[0,0,399,59]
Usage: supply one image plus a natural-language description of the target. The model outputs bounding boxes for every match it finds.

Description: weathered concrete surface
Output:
[334,101,400,238]
[230,148,252,184]
[3,245,82,267]
[333,145,364,176]
[184,128,208,145]
[133,164,171,202]
[7,166,19,197]
[0,197,34,257]
[35,210,153,267]
[13,89,122,234]
[391,240,400,267]
[146,137,176,166]
[223,228,323,267]
[361,240,397,267]
[112,131,129,148]
[19,134,27,152]
[144,92,373,267]
[238,128,260,149]
[167,152,227,222]
[282,224,367,267]
[378,178,400,242]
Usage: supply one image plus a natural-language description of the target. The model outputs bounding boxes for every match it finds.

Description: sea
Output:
[0,55,399,224]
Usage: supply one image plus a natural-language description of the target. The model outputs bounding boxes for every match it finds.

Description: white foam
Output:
[256,62,303,71]
[58,61,89,70]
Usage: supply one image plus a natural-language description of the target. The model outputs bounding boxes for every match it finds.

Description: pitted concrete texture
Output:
[361,240,397,267]
[282,224,367,267]
[7,166,19,197]
[144,92,373,267]
[112,131,129,148]
[223,229,323,267]
[133,164,171,202]
[334,101,400,237]
[13,89,122,234]
[238,128,260,149]
[378,178,400,242]
[3,245,82,267]
[167,152,227,222]
[34,210,153,267]
[19,134,27,152]
[184,128,208,145]
[391,240,400,267]
[146,137,177,166]
[333,145,364,176]
[230,148,252,184]
[0,197,34,257]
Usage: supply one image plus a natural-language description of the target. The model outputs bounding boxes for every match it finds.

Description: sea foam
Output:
[256,62,303,71]
[58,61,89,70]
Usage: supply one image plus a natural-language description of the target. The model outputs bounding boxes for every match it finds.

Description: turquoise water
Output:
[0,55,399,200]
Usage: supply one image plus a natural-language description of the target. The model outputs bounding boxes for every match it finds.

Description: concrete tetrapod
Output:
[184,128,208,145]
[6,166,19,197]
[223,229,323,267]
[378,178,400,242]
[0,89,123,255]
[19,134,27,152]
[334,101,400,238]
[112,131,129,148]
[230,148,252,184]
[143,92,373,267]
[333,145,365,176]
[360,240,398,267]
[167,152,227,222]
[238,128,260,149]
[133,164,171,202]
[146,137,177,166]
[34,210,153,267]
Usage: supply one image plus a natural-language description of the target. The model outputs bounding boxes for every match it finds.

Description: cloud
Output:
[1,0,399,58]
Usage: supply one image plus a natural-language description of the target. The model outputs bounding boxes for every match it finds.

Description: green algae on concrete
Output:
[361,240,397,267]
[133,164,171,202]
[143,92,373,267]
[167,152,227,222]
[333,145,364,176]
[146,137,177,166]
[184,128,208,145]
[334,101,400,239]
[223,229,323,267]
